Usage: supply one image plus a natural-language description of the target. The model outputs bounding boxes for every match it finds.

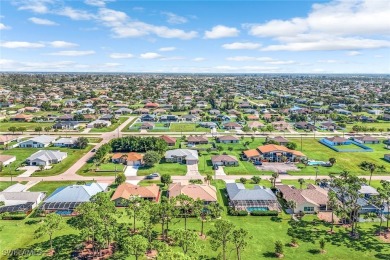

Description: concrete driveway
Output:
[186,163,201,176]
[124,166,139,176]
[17,166,43,177]
[215,166,226,176]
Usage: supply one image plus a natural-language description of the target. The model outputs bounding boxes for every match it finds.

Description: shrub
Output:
[250,210,278,216]
[227,208,248,216]
[239,177,247,184]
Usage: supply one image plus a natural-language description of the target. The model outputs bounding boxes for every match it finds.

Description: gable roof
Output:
[111,183,159,201]
[187,136,208,142]
[26,150,67,162]
[276,184,328,206]
[0,192,44,207]
[165,149,198,160]
[45,183,108,203]
[211,155,238,163]
[226,183,277,201]
[217,135,239,141]
[160,135,176,144]
[243,149,260,158]
[20,135,56,145]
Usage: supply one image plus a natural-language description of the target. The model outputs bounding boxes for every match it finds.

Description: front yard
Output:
[137,161,187,176]
[77,161,125,176]
[89,117,128,133]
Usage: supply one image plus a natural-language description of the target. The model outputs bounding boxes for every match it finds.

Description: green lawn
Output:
[288,138,389,176]
[77,161,125,176]
[87,137,103,143]
[0,146,92,177]
[0,122,54,132]
[0,180,388,259]
[28,181,81,196]
[121,117,140,132]
[137,161,187,176]
[345,121,390,132]
[0,181,14,191]
[90,117,128,132]
[169,123,210,132]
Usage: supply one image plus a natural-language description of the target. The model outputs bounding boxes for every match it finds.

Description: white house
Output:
[53,137,77,147]
[87,120,111,128]
[26,150,67,166]
[19,135,56,148]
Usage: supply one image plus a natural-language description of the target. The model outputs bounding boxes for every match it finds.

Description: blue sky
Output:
[0,0,389,73]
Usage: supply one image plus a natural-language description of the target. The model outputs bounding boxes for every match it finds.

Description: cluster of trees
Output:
[36,192,252,259]
[110,136,167,154]
[352,125,385,133]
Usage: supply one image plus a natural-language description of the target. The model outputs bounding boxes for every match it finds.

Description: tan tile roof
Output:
[276,184,328,206]
[243,149,260,158]
[111,152,143,161]
[168,183,217,202]
[111,183,159,201]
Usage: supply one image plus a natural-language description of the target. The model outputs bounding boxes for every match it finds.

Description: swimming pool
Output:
[307,160,326,166]
[247,207,269,212]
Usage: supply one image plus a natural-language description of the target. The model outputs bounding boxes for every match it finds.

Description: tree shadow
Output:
[308,249,321,254]
[262,252,277,258]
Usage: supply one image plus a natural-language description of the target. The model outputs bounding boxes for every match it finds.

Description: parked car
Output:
[213,165,219,170]
[253,161,262,165]
[145,173,160,179]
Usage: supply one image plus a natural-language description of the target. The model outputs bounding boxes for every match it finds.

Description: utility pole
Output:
[300,134,303,151]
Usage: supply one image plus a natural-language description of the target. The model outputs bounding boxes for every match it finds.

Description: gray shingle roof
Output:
[26,150,67,162]
[165,149,198,160]
[226,183,277,201]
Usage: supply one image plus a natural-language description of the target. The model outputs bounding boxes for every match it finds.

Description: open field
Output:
[28,181,81,196]
[137,161,187,176]
[0,122,54,132]
[345,122,390,132]
[89,117,128,133]
[288,138,389,175]
[169,123,211,132]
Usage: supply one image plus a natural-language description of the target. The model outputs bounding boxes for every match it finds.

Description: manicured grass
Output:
[0,181,14,191]
[137,161,187,176]
[288,138,389,176]
[90,117,128,132]
[169,123,211,132]
[87,137,103,143]
[77,161,124,176]
[32,146,93,177]
[28,181,80,196]
[345,122,390,131]
[121,117,141,132]
[0,122,54,132]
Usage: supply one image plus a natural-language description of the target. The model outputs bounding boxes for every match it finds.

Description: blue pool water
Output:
[307,161,326,166]
[247,207,269,212]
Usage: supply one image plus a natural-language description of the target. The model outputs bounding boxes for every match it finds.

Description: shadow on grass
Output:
[308,249,321,254]
[262,252,277,258]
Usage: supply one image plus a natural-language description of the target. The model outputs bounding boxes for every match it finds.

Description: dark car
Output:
[213,165,219,170]
[145,173,160,179]
[254,161,262,166]
[91,148,96,152]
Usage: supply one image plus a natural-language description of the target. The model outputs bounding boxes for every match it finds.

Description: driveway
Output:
[186,163,201,176]
[256,163,299,173]
[124,166,139,177]
[17,166,42,177]
[215,166,226,176]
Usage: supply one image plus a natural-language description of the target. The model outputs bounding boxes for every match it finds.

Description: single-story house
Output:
[26,150,67,166]
[211,155,239,166]
[87,120,111,128]
[40,183,108,215]
[276,184,329,214]
[140,122,155,130]
[141,114,157,122]
[242,149,262,162]
[115,108,133,115]
[209,109,220,115]
[57,114,74,121]
[320,122,338,131]
[199,122,217,129]
[271,121,290,131]
[111,183,160,206]
[216,135,239,143]
[165,149,199,165]
[0,135,19,145]
[223,122,242,130]
[187,136,208,145]
[0,191,45,215]
[168,183,217,204]
[247,121,265,129]
[160,135,176,146]
[323,136,350,146]
[294,122,316,131]
[144,102,159,109]
[19,135,56,148]
[267,136,289,146]
[182,115,199,122]
[351,136,380,144]
[53,121,80,130]
[242,144,306,162]
[159,115,179,122]
[53,137,77,147]
[0,155,16,166]
[99,114,114,121]
[10,114,33,122]
[226,183,279,211]
[112,152,144,166]
[247,115,259,121]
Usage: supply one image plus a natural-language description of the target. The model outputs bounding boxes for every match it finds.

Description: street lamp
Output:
[314,166,318,182]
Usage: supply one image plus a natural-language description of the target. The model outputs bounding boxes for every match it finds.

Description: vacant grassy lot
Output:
[137,161,187,176]
[289,138,389,176]
[345,122,390,131]
[77,161,125,176]
[169,123,211,132]
[0,122,54,132]
[90,117,128,133]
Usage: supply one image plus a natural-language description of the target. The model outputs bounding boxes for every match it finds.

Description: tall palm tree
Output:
[367,163,377,185]
[328,191,339,233]
[271,172,279,188]
[287,200,297,219]
[298,178,305,189]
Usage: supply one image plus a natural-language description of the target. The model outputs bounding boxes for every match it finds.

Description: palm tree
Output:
[367,163,377,185]
[204,174,213,185]
[298,178,305,189]
[287,200,297,219]
[271,172,279,187]
[328,191,339,233]
[329,158,336,166]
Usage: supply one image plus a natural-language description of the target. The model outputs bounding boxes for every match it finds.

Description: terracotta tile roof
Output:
[243,149,260,157]
[217,135,239,141]
[160,135,176,144]
[111,183,159,201]
[111,152,143,161]
[168,183,217,202]
[257,144,290,153]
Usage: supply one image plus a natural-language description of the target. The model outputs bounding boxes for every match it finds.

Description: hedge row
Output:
[228,207,278,217]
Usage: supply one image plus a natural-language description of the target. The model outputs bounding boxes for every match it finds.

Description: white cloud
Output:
[103,62,121,67]
[193,57,206,62]
[158,47,176,52]
[84,0,113,7]
[98,8,197,40]
[226,56,295,65]
[16,0,53,14]
[57,7,95,20]
[0,41,45,48]
[46,50,95,56]
[222,42,261,50]
[247,0,390,51]
[213,65,280,72]
[262,37,390,51]
[317,59,342,63]
[140,52,162,59]
[347,51,362,56]
[48,41,78,48]
[0,23,11,30]
[109,53,134,59]
[204,25,239,39]
[28,17,58,25]
[162,12,187,24]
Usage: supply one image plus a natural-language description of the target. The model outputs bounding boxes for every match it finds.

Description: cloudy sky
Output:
[0,0,389,73]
